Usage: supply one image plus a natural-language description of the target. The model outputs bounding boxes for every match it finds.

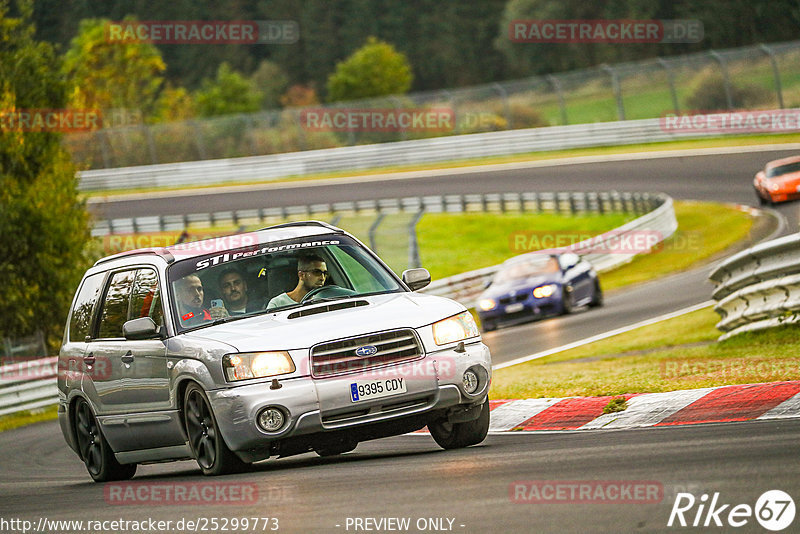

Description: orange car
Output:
[754,156,800,205]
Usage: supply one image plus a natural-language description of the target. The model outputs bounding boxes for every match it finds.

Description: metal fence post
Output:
[368,212,385,253]
[546,75,568,125]
[710,51,734,110]
[407,209,425,269]
[658,58,680,114]
[759,44,785,109]
[602,65,625,121]
[492,82,512,130]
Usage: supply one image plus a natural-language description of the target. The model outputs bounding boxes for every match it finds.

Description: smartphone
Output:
[210,299,224,308]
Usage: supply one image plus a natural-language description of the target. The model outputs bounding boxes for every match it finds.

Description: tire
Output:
[589,280,604,308]
[184,383,249,476]
[74,398,137,482]
[429,398,490,450]
[482,321,497,332]
[561,285,575,315]
[315,440,357,457]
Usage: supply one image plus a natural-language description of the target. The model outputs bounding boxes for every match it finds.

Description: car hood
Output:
[481,275,559,297]
[182,292,464,352]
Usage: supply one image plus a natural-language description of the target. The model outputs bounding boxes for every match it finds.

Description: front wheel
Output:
[429,399,490,450]
[184,383,249,476]
[74,398,136,482]
[589,280,603,308]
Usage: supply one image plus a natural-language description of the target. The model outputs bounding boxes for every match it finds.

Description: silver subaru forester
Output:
[59,221,492,481]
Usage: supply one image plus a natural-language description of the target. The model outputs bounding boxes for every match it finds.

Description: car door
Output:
[120,267,178,449]
[560,253,593,303]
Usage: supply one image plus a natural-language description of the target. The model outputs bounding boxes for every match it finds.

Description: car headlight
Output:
[478,298,497,311]
[223,351,295,382]
[533,284,556,298]
[433,311,480,345]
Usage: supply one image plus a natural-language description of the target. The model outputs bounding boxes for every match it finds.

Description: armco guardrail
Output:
[77,111,800,192]
[420,193,677,308]
[0,357,58,417]
[92,190,659,236]
[710,233,800,340]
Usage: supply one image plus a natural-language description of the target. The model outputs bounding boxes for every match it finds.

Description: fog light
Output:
[462,370,479,394]
[257,407,286,432]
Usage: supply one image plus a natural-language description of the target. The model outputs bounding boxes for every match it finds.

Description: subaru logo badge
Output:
[355,345,378,357]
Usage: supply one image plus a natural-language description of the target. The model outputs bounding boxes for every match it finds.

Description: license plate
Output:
[505,303,524,314]
[350,378,407,402]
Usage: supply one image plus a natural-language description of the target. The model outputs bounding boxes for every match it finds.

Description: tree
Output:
[63,17,166,123]
[326,36,412,102]
[0,0,91,352]
[250,60,290,110]
[194,62,263,117]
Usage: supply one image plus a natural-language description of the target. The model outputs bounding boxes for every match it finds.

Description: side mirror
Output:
[123,317,162,340]
[402,268,431,291]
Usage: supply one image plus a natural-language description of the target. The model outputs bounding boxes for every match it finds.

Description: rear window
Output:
[68,273,105,342]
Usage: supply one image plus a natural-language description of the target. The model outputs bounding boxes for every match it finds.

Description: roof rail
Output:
[259,220,342,232]
[93,248,175,267]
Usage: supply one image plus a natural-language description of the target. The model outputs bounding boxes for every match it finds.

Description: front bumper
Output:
[207,341,491,454]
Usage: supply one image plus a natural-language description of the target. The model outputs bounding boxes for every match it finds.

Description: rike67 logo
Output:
[668,490,795,531]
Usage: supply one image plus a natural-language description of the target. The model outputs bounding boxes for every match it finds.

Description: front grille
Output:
[499,293,528,305]
[310,329,422,377]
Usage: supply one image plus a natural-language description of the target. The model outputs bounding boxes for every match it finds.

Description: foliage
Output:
[63,17,166,122]
[685,68,771,111]
[194,62,263,117]
[250,60,290,110]
[280,84,319,108]
[326,36,413,102]
[0,0,91,352]
[152,85,195,123]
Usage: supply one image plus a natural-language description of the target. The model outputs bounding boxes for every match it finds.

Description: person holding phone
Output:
[218,267,262,315]
[175,274,228,325]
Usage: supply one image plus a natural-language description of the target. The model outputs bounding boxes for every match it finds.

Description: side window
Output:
[129,269,164,327]
[69,273,106,342]
[97,270,136,339]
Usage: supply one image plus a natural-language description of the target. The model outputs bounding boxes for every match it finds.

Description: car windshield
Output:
[166,234,403,331]
[494,255,560,282]
[766,161,800,178]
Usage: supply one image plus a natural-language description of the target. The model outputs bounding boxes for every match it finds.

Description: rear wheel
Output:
[184,383,249,476]
[429,399,490,450]
[74,398,136,482]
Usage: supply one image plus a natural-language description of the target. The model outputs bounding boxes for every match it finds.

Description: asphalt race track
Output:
[2,148,799,533]
[2,418,799,532]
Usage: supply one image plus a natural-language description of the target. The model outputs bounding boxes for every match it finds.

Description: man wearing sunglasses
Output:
[267,254,328,309]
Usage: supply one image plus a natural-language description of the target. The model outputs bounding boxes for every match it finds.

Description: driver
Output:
[267,254,327,309]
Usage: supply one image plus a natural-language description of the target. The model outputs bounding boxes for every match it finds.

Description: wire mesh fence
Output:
[64,40,800,170]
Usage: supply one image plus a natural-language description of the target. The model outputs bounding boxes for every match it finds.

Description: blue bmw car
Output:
[477,252,602,331]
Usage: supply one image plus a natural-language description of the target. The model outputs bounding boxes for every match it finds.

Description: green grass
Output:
[489,308,800,400]
[84,132,800,198]
[0,405,58,433]
[600,201,754,291]
[417,211,635,280]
